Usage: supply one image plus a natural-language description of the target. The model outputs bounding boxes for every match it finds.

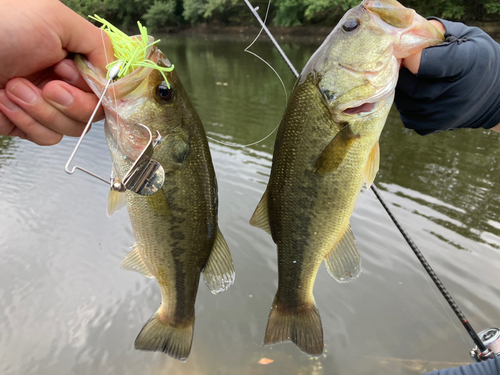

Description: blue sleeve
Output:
[394,18,500,135]
[424,356,500,375]
[417,19,478,79]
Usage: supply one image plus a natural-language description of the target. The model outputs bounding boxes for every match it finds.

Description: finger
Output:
[0,95,26,139]
[0,87,61,146]
[53,60,94,93]
[5,78,95,142]
[0,94,16,135]
[43,80,104,123]
[54,3,115,71]
[401,51,422,74]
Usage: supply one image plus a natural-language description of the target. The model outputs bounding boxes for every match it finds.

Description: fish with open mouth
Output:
[250,0,444,356]
[75,39,235,362]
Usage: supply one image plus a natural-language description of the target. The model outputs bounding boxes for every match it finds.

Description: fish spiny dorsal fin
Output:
[203,227,235,294]
[363,141,380,189]
[249,189,272,236]
[120,244,155,278]
[106,188,126,217]
[324,224,361,283]
[314,123,359,175]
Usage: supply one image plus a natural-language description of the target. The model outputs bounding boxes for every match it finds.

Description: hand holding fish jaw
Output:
[0,0,115,145]
[396,18,500,134]
[401,20,446,74]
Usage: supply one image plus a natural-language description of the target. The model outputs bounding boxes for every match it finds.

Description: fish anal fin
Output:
[135,310,194,362]
[249,189,272,236]
[264,296,324,357]
[107,188,126,217]
[203,227,235,294]
[315,123,359,175]
[324,224,361,283]
[120,244,155,278]
[363,141,380,189]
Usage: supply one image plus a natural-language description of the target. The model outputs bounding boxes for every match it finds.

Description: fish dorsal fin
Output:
[249,189,272,236]
[363,141,380,189]
[314,123,359,175]
[324,224,361,283]
[107,188,126,217]
[203,227,235,294]
[120,244,155,278]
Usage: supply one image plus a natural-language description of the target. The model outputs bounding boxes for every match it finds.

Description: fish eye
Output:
[342,18,360,32]
[155,82,174,103]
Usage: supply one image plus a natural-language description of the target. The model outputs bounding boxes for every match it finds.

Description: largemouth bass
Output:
[75,41,234,361]
[250,0,443,356]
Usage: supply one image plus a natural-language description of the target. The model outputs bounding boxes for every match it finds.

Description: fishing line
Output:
[206,0,286,148]
[414,255,472,352]
[101,28,120,133]
[242,0,495,359]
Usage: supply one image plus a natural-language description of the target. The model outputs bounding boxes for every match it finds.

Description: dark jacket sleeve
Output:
[424,355,500,375]
[395,18,500,135]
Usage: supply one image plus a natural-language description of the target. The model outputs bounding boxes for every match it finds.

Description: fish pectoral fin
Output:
[203,227,235,294]
[324,224,361,283]
[314,123,359,175]
[106,188,126,217]
[249,189,272,236]
[363,141,380,189]
[146,190,169,214]
[120,244,155,278]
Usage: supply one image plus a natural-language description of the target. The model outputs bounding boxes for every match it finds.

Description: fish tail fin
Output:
[264,296,323,357]
[134,309,194,362]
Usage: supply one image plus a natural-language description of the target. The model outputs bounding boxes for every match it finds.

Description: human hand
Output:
[395,18,500,135]
[401,20,446,74]
[0,0,114,145]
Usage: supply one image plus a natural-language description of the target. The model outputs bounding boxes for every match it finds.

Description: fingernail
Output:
[0,91,20,111]
[57,61,80,83]
[46,86,74,107]
[10,81,37,104]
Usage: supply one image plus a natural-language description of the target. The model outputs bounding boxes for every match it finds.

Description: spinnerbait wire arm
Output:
[64,63,122,185]
[243,0,494,360]
[64,62,165,196]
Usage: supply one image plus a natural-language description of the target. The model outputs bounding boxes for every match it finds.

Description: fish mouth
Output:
[337,57,398,117]
[342,101,378,115]
[75,39,166,161]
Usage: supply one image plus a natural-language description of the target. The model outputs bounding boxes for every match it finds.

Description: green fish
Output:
[250,0,444,356]
[75,42,234,362]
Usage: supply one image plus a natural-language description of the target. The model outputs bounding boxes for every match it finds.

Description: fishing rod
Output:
[243,0,498,361]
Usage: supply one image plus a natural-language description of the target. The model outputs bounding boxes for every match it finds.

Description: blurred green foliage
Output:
[61,0,500,29]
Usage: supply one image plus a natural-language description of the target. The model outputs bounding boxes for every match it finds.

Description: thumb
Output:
[54,2,115,71]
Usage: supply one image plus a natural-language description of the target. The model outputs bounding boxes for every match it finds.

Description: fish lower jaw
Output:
[342,101,378,116]
[339,95,392,118]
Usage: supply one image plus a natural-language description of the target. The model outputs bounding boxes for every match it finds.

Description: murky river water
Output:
[1,34,500,375]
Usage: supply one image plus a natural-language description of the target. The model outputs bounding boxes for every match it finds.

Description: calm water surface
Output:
[1,35,500,375]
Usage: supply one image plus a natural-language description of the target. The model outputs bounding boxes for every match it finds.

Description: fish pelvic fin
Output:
[314,123,359,175]
[106,188,126,217]
[325,224,361,283]
[249,189,272,236]
[120,244,155,278]
[363,141,380,189]
[134,310,194,362]
[203,227,235,294]
[264,296,324,357]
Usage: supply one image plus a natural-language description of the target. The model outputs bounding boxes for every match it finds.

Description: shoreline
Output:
[156,22,500,40]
